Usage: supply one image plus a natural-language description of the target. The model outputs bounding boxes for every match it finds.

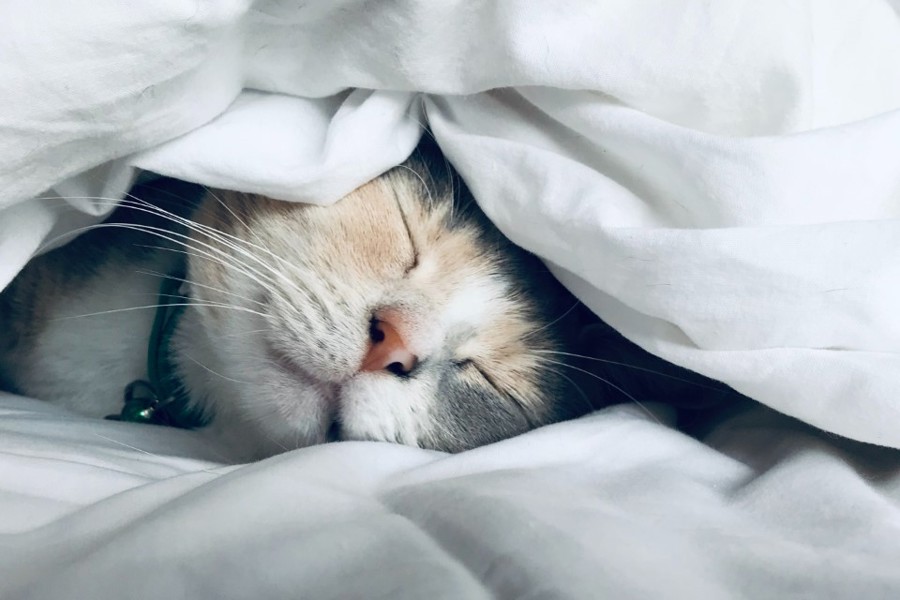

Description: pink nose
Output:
[361,318,418,375]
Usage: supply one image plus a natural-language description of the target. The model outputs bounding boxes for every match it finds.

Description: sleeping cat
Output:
[0,142,602,459]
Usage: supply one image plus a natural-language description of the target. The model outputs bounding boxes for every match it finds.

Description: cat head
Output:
[175,143,593,457]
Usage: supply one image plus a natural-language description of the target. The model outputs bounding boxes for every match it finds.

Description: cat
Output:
[0,141,616,459]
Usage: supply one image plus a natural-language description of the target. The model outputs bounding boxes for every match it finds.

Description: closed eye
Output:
[456,358,536,425]
[455,359,499,392]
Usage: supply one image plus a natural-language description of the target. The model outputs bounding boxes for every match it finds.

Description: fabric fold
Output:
[2,0,900,445]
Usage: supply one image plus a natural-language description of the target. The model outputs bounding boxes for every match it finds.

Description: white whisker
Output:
[527,302,581,338]
[537,356,662,425]
[535,349,732,394]
[136,268,267,308]
[183,354,255,385]
[51,302,268,322]
[92,432,222,475]
[543,364,595,415]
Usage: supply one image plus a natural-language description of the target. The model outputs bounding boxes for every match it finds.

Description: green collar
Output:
[106,271,208,429]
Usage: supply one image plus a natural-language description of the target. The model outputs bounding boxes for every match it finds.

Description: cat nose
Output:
[361,317,419,376]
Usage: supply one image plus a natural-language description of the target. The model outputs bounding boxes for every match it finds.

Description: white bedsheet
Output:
[2,391,900,599]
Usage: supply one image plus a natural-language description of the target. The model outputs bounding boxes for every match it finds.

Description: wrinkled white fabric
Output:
[3,1,899,446]
[2,392,900,600]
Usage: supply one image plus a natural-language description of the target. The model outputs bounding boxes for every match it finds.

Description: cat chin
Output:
[191,376,333,461]
[201,370,434,458]
[336,375,435,448]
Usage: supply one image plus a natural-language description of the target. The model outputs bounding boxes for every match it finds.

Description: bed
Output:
[3,1,900,598]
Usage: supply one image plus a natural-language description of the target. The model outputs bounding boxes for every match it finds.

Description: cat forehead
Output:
[359,174,548,358]
[206,169,546,344]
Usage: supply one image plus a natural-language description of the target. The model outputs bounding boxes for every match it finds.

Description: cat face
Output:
[176,150,588,456]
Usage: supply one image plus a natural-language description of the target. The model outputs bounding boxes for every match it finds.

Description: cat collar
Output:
[106,271,207,429]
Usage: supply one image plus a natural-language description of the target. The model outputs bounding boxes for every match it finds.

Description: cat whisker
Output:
[406,113,436,143]
[536,356,663,425]
[234,408,296,453]
[272,261,346,324]
[119,196,316,300]
[207,328,271,340]
[135,268,268,308]
[399,118,452,216]
[34,212,286,301]
[446,161,459,224]
[202,186,270,250]
[42,188,407,327]
[51,302,268,322]
[395,164,436,207]
[294,417,309,450]
[542,364,595,415]
[43,196,303,303]
[526,302,581,339]
[37,196,331,327]
[130,183,269,252]
[159,243,294,312]
[108,218,290,304]
[110,202,291,291]
[534,349,734,394]
[91,432,223,475]
[183,354,256,386]
[260,431,292,453]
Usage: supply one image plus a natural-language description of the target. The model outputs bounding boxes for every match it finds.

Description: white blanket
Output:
[3,0,900,447]
[3,392,900,599]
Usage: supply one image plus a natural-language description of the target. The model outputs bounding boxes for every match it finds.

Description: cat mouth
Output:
[265,342,345,416]
[326,419,343,442]
[263,341,361,443]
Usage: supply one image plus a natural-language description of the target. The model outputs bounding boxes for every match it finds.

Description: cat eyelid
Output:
[459,358,533,419]
[457,359,501,394]
[471,362,499,391]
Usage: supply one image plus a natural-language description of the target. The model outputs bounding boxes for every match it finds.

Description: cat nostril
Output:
[361,318,418,376]
[385,362,407,377]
